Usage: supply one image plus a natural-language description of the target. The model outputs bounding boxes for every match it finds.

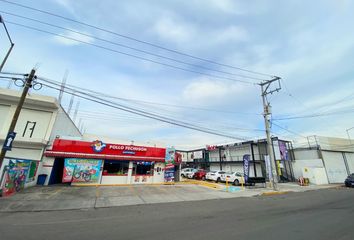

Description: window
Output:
[133,161,154,175]
[103,160,129,175]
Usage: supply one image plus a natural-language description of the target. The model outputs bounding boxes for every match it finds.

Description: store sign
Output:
[48,139,166,162]
[243,154,250,183]
[109,145,147,151]
[206,145,217,150]
[63,158,103,184]
[91,140,106,153]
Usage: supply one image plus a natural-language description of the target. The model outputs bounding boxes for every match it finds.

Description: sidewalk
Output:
[0,182,341,212]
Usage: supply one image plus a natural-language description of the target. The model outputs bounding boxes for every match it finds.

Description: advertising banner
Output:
[63,158,103,184]
[164,165,175,182]
[278,141,289,160]
[243,154,250,183]
[164,148,175,182]
[265,155,273,180]
[1,159,31,197]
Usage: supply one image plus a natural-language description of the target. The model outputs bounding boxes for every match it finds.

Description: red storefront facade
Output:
[44,139,168,185]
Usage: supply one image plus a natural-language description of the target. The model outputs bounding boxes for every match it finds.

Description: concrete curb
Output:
[260,191,292,196]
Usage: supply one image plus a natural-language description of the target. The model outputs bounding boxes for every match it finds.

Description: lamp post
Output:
[0,15,15,72]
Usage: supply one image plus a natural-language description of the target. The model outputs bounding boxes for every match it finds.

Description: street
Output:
[0,188,353,240]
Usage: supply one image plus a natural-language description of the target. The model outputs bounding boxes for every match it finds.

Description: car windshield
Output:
[208,171,216,174]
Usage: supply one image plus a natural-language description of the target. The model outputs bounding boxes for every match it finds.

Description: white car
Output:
[220,172,243,185]
[205,170,226,182]
[181,168,196,178]
[186,169,198,179]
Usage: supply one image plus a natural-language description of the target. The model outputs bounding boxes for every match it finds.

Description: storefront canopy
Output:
[44,139,166,162]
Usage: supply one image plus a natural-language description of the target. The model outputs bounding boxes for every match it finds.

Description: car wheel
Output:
[216,177,221,183]
[233,179,239,186]
[181,174,185,178]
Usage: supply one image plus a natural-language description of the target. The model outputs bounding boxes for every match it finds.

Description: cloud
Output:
[205,0,244,14]
[182,78,247,105]
[52,30,95,46]
[153,15,195,43]
[215,26,249,43]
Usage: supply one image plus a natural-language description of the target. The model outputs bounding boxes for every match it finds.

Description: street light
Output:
[0,15,15,72]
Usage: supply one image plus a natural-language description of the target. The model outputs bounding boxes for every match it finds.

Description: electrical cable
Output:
[35,77,250,140]
[0,0,276,78]
[7,20,256,85]
[0,10,268,82]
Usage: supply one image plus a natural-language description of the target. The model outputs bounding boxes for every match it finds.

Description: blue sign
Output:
[243,154,250,183]
[2,132,16,151]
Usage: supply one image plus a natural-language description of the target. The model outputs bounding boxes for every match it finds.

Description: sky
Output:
[0,0,353,149]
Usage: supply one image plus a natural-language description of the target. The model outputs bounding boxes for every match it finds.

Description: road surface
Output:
[0,188,353,240]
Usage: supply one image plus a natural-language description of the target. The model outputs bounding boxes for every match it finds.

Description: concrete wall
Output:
[50,106,81,140]
[292,159,324,179]
[345,152,354,173]
[322,151,348,183]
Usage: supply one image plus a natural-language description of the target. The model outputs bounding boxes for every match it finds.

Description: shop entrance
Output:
[48,158,65,185]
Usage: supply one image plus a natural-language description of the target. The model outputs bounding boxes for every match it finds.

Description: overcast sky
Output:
[0,0,353,149]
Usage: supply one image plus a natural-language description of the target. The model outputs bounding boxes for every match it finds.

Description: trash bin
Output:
[37,174,47,185]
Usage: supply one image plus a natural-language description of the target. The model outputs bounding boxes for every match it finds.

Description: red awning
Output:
[44,151,165,162]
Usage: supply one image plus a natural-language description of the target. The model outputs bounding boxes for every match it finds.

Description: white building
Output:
[179,137,295,182]
[0,88,81,195]
[292,136,354,184]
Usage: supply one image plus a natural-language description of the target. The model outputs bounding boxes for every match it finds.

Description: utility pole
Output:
[0,69,36,174]
[0,15,15,72]
[259,77,281,191]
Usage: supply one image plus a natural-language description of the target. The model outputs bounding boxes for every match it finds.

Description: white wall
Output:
[322,151,348,183]
[50,106,81,140]
[292,159,324,179]
[294,149,319,160]
[345,153,354,173]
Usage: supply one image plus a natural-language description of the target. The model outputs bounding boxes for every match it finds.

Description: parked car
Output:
[206,170,226,182]
[186,169,198,179]
[220,172,243,185]
[193,169,207,180]
[345,173,354,187]
[181,168,196,178]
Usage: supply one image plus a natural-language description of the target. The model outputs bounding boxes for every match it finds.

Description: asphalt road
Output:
[0,188,353,240]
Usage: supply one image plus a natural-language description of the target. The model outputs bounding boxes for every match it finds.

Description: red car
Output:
[193,170,207,180]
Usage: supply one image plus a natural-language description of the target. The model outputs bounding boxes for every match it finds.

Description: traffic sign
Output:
[2,132,16,151]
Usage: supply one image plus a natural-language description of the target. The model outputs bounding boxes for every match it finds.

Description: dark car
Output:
[193,170,207,180]
[345,173,354,187]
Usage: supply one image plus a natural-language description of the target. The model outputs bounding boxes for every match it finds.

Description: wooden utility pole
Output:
[0,69,36,171]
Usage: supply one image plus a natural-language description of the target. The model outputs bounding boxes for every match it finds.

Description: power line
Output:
[0,10,268,82]
[35,77,250,140]
[273,108,354,120]
[0,0,276,78]
[38,76,264,132]
[271,121,307,139]
[7,20,256,85]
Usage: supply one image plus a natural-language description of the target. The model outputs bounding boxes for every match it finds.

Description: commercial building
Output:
[0,88,81,196]
[291,136,354,184]
[43,138,171,185]
[179,137,296,182]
